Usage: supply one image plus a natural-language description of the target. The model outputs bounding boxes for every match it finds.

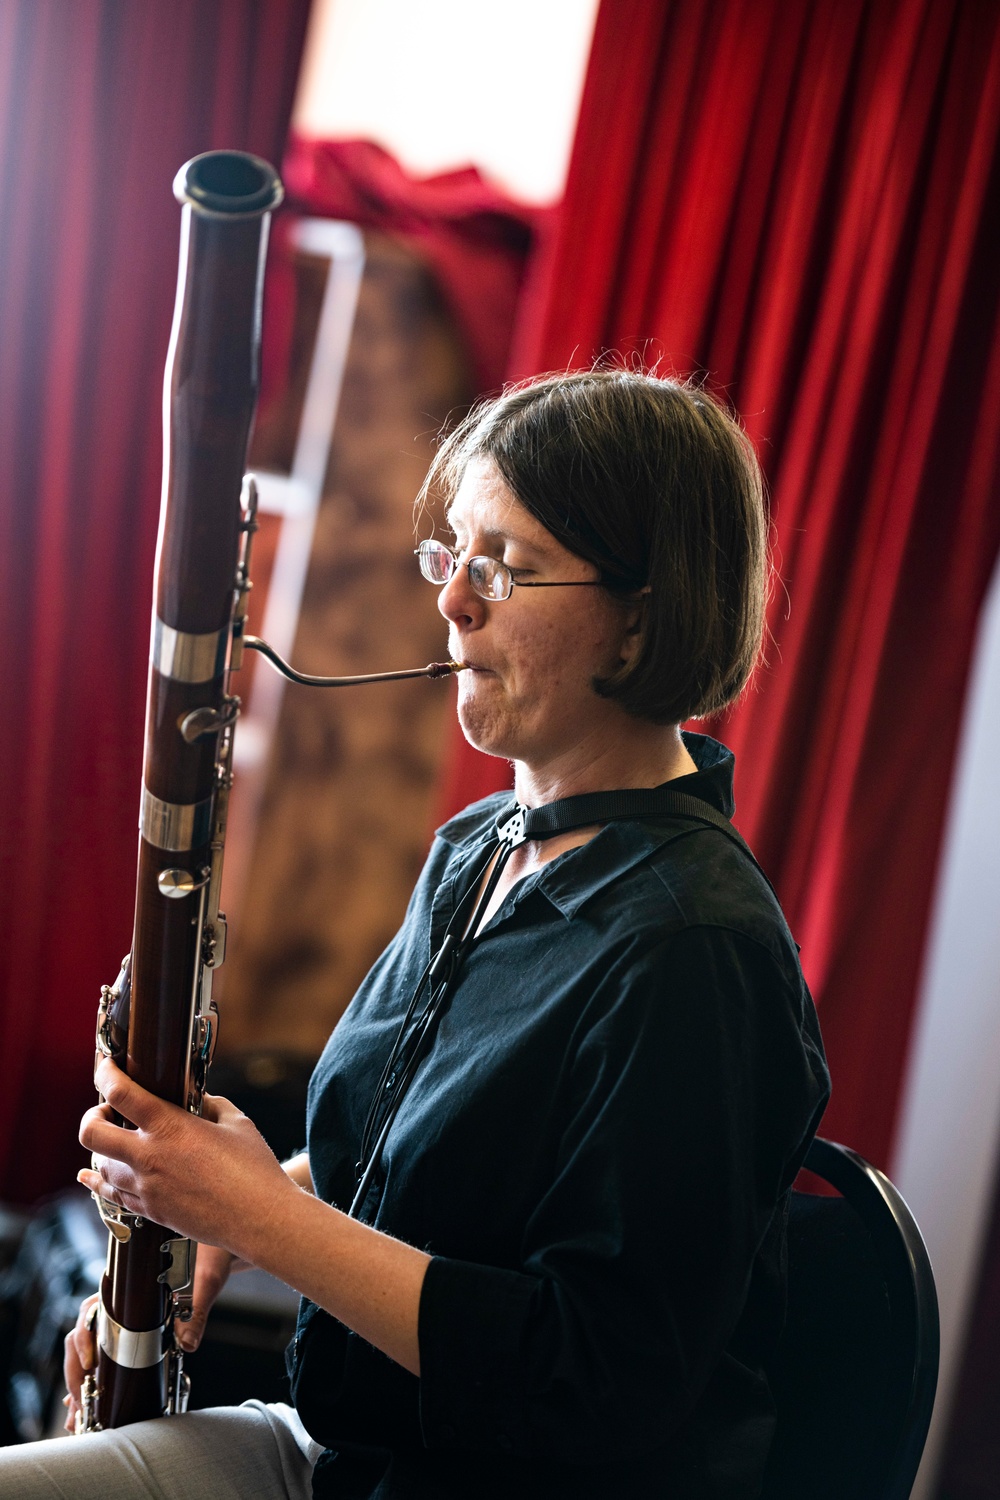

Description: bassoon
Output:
[77,149,285,1431]
[79,150,463,1432]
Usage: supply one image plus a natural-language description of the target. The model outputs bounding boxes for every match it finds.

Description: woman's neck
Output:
[513,721,698,809]
[472,724,699,937]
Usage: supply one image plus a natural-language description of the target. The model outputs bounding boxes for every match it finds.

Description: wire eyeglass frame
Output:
[415,538,603,603]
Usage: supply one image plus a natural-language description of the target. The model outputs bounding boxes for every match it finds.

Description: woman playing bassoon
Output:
[1,365,828,1498]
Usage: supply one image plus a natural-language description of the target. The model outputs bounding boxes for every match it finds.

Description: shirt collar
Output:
[434,733,737,919]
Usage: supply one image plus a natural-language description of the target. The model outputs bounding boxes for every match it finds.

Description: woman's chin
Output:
[457,721,510,762]
[456,700,516,762]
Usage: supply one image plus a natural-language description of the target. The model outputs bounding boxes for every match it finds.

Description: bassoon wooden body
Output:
[79,150,283,1431]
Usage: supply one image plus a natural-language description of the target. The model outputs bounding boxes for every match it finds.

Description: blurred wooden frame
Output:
[237,223,366,774]
[224,219,365,922]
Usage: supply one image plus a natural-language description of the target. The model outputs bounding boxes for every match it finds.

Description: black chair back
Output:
[760,1137,939,1500]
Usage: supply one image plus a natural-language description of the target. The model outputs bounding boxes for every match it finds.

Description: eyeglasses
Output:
[415,539,603,603]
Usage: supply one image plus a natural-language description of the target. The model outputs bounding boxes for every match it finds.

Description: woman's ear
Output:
[617,589,650,667]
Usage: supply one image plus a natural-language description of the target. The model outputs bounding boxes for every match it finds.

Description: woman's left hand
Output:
[78,1057,298,1261]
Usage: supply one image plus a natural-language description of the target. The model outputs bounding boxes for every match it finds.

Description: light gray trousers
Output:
[0,1401,322,1499]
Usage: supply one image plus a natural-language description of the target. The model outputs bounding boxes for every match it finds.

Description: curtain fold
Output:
[449,0,1000,1170]
[280,135,538,394]
[0,0,311,1200]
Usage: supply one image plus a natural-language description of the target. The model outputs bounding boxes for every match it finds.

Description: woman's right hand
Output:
[62,1291,98,1431]
[174,1242,248,1353]
[61,1244,249,1430]
[63,1154,308,1428]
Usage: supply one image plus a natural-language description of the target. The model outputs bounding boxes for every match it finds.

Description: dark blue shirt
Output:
[293,734,830,1498]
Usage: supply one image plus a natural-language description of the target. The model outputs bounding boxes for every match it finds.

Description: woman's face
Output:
[436,459,639,779]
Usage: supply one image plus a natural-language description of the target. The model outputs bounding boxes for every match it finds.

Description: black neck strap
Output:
[493,786,773,896]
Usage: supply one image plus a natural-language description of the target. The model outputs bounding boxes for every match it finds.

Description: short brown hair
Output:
[418,370,768,725]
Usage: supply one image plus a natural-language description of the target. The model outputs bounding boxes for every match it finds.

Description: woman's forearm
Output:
[282,1150,315,1194]
[242,1185,430,1375]
[275,1154,430,1372]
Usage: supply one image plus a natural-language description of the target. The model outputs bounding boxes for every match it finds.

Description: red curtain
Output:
[446,0,1000,1170]
[0,0,311,1202]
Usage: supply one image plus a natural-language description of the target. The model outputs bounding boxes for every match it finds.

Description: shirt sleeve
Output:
[417,923,829,1463]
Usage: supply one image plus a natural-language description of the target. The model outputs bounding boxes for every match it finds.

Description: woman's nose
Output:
[436,563,482,626]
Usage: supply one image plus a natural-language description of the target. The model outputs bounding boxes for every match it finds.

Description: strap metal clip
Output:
[496,806,527,848]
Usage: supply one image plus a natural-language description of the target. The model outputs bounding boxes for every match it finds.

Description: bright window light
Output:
[293,0,600,205]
